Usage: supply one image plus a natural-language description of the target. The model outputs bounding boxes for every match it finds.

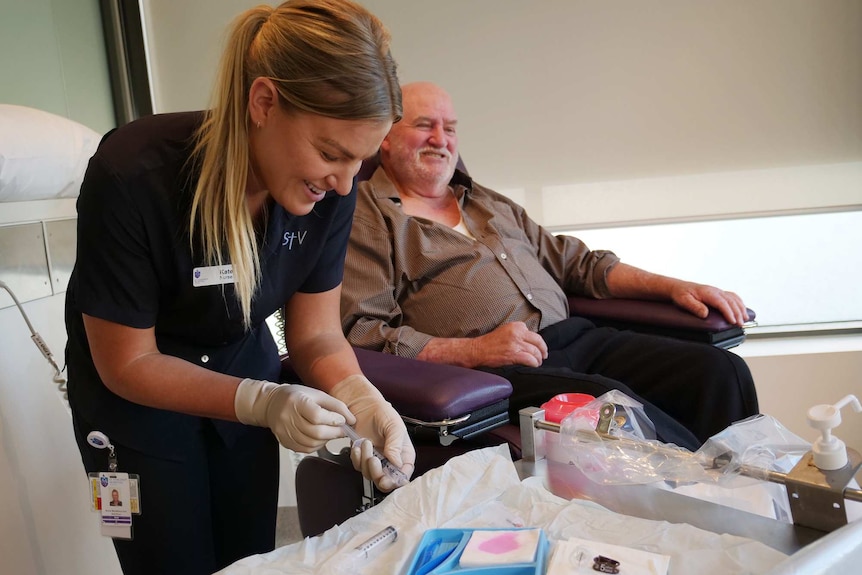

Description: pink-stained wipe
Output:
[477,532,520,554]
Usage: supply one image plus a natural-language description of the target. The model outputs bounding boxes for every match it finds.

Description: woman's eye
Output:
[321,151,338,162]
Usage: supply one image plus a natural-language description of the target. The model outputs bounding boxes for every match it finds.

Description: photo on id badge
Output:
[99,473,131,521]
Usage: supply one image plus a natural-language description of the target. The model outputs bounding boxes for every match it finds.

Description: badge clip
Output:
[86,431,141,540]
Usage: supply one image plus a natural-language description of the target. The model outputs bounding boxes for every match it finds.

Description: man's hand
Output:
[606,263,750,327]
[470,322,548,367]
[670,281,750,326]
[418,322,548,368]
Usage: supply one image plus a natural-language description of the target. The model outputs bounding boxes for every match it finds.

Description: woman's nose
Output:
[325,164,359,196]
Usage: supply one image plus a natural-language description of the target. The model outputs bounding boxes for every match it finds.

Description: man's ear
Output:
[379,133,392,153]
[248,77,279,128]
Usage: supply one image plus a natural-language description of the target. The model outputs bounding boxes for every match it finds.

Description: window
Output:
[556,210,862,332]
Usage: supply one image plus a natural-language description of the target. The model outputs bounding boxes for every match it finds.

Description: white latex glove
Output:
[235,379,355,452]
[330,374,416,492]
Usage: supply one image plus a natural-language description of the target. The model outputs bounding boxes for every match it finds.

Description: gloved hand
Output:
[234,379,355,452]
[330,374,416,492]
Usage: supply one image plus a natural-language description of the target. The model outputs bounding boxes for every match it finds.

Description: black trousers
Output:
[72,410,279,575]
[484,317,759,452]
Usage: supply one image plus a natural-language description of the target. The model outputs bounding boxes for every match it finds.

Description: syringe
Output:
[354,525,398,559]
[327,525,399,573]
[341,424,410,487]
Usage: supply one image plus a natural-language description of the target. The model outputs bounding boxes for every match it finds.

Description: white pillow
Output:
[0,104,102,202]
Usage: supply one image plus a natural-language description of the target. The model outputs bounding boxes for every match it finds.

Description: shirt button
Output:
[500,253,508,260]
[201,355,210,363]
[526,293,533,301]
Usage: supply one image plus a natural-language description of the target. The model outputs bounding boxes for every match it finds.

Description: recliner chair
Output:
[289,156,755,537]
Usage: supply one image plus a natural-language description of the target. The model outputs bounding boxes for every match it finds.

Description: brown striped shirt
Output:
[341,168,620,358]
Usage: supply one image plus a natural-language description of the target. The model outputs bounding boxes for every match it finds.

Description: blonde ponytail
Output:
[190,0,401,329]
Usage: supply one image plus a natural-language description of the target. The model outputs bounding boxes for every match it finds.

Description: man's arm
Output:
[509,197,619,299]
[605,263,750,326]
[509,199,749,327]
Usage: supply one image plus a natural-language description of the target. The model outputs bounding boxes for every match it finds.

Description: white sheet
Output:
[217,445,787,575]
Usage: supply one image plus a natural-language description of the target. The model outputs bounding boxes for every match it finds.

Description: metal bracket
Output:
[400,413,472,428]
[358,476,380,512]
[597,403,616,435]
[519,407,546,462]
[785,447,862,532]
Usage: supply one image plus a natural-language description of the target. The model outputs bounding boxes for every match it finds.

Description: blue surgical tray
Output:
[405,528,548,575]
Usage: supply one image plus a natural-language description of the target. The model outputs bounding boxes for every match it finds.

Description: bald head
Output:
[401,82,452,107]
[379,82,459,191]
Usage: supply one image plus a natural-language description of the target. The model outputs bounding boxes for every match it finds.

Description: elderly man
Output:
[341,82,758,450]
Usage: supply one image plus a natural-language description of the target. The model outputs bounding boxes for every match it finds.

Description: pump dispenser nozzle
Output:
[806,395,861,471]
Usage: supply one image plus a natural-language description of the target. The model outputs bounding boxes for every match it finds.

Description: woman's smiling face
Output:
[249,99,391,216]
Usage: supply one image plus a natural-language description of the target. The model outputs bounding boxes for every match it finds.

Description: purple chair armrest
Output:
[568,296,756,332]
[353,348,511,421]
[280,348,512,422]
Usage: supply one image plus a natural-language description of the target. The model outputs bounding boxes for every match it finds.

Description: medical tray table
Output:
[515,407,862,574]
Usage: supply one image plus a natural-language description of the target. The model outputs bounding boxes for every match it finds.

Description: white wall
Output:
[739,339,862,450]
[142,0,268,114]
[0,294,121,575]
[145,1,862,218]
[362,0,862,221]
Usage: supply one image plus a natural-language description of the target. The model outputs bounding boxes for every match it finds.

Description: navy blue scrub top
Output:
[65,111,356,458]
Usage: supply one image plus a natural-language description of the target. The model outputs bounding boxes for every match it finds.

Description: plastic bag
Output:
[557,391,810,489]
[697,414,810,483]
[557,390,709,485]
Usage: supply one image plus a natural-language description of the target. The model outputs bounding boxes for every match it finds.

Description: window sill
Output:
[736,328,862,358]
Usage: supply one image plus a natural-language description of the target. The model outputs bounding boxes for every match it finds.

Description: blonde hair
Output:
[190,0,401,329]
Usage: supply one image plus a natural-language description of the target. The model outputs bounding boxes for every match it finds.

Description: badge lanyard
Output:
[86,431,141,540]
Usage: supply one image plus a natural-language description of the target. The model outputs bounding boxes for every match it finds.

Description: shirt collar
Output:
[449,168,473,191]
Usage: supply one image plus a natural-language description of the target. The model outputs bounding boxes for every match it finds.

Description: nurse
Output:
[64,1,414,573]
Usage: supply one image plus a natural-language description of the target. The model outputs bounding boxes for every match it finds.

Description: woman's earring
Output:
[256,121,261,129]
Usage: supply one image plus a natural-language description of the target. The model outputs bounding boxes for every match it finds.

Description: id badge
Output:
[88,472,141,540]
[193,264,235,287]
